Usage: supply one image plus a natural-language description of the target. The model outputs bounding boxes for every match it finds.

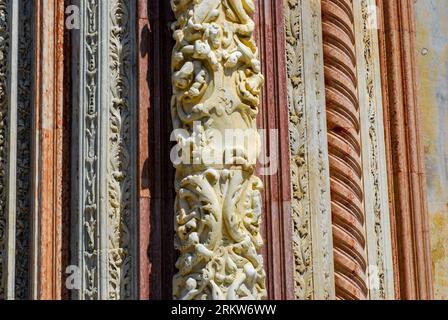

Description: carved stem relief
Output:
[74,0,137,300]
[354,0,394,299]
[80,0,99,300]
[284,0,335,300]
[107,0,138,300]
[171,0,266,300]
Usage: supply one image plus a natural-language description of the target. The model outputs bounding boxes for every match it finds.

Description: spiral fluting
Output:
[322,0,368,300]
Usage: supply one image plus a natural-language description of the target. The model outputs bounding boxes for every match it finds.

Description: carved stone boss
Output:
[72,0,138,300]
[171,0,266,300]
[0,0,34,300]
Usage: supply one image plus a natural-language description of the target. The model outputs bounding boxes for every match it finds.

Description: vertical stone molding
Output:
[141,0,177,300]
[321,0,369,300]
[254,0,294,300]
[0,0,34,300]
[137,0,151,300]
[15,0,34,300]
[171,0,266,300]
[353,0,394,300]
[377,0,433,300]
[284,0,335,300]
[72,0,138,300]
[319,0,395,300]
[414,0,448,300]
[31,0,66,300]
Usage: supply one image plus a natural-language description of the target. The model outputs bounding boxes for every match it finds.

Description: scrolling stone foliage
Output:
[170,0,266,300]
[74,0,138,300]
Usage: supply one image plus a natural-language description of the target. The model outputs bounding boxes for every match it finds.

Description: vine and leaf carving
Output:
[108,0,136,300]
[171,0,266,300]
[284,0,313,300]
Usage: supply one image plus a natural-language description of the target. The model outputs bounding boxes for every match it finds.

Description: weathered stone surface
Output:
[0,0,444,301]
[353,0,394,300]
[377,0,434,300]
[414,0,448,300]
[284,0,335,300]
[322,0,369,300]
[171,0,266,300]
[71,0,139,300]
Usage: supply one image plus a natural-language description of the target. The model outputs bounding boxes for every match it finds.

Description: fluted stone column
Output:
[353,0,394,300]
[30,0,67,300]
[171,0,266,300]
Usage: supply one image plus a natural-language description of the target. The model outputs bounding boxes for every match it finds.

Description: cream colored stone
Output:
[284,0,335,300]
[171,0,266,300]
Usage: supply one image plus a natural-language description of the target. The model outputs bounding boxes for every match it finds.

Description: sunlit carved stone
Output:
[72,0,138,300]
[284,0,335,300]
[170,0,266,300]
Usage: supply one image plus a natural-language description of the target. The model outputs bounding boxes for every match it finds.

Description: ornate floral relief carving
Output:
[74,0,137,300]
[171,0,266,300]
[82,0,99,300]
[284,0,313,300]
[361,0,385,298]
[354,0,394,299]
[108,0,136,300]
[308,0,334,300]
[15,0,33,299]
[284,0,334,300]
[0,0,10,300]
[321,0,369,300]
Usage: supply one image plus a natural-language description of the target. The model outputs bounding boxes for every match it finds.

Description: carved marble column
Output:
[321,0,395,300]
[72,0,138,300]
[0,0,34,300]
[322,0,369,300]
[137,0,151,300]
[171,0,266,300]
[284,0,335,300]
